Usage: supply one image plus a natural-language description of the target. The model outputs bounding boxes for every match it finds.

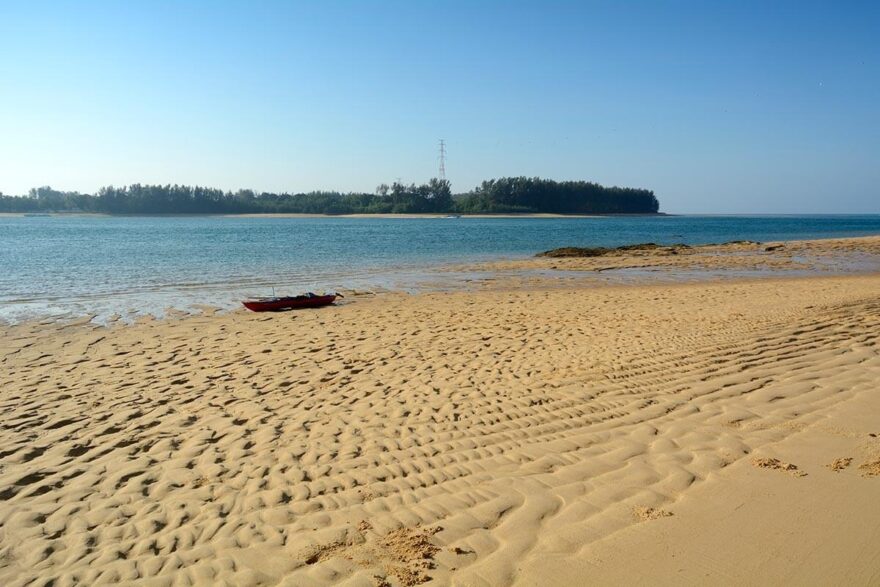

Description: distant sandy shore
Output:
[228,213,612,218]
[0,212,107,218]
[1,238,879,585]
[0,212,636,219]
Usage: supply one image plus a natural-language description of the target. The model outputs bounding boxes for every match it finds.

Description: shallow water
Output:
[1,214,879,323]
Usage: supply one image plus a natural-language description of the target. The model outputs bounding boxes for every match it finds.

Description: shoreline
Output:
[2,234,880,328]
[5,211,880,219]
[0,212,661,218]
[5,269,878,334]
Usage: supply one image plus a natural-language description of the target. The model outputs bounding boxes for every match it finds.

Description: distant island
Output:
[0,177,659,215]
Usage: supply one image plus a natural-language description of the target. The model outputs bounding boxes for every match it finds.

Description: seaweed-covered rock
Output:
[537,247,612,258]
[537,243,681,258]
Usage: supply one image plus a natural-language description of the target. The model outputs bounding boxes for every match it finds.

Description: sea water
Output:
[1,214,879,323]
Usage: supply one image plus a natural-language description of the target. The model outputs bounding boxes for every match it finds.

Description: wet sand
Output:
[463,234,880,275]
[1,239,879,585]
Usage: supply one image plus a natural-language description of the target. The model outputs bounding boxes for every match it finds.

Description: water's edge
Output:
[2,215,879,325]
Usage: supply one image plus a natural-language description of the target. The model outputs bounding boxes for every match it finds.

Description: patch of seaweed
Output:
[537,243,689,258]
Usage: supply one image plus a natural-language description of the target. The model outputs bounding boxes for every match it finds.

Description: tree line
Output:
[0,177,659,215]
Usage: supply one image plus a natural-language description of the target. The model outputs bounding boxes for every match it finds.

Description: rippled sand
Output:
[1,246,880,585]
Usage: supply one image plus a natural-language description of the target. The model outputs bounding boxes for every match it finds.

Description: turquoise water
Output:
[1,214,879,323]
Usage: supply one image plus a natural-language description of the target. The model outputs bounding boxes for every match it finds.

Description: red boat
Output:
[242,292,341,312]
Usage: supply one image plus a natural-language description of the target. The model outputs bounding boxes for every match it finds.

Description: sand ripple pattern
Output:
[1,276,879,585]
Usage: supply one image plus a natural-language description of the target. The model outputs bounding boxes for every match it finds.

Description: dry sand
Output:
[1,240,880,585]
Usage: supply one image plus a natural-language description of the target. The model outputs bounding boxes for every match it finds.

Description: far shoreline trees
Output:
[0,177,659,215]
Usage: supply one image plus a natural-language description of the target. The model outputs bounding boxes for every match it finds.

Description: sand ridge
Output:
[1,270,879,585]
[457,234,880,276]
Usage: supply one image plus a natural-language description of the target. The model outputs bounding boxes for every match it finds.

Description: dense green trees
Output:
[0,177,658,215]
[0,186,95,213]
[455,177,658,214]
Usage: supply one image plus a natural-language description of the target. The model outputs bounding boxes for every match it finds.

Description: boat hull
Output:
[242,294,337,312]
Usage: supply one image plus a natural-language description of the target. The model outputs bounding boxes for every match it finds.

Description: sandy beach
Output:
[225,213,609,219]
[0,213,608,219]
[2,239,880,586]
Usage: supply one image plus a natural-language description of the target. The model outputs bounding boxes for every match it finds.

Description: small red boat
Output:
[242,292,341,312]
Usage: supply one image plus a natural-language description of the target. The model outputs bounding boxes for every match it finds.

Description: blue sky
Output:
[0,1,877,213]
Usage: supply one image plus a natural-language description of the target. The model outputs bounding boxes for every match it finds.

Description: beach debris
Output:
[300,525,442,586]
[857,459,880,478]
[633,506,674,522]
[826,457,853,472]
[537,243,691,258]
[751,457,807,477]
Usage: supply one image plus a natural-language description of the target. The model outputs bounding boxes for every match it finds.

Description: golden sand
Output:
[1,240,880,585]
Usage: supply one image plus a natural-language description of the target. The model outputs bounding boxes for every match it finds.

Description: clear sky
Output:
[0,1,877,213]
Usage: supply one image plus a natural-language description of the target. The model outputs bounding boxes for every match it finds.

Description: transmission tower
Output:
[438,139,447,180]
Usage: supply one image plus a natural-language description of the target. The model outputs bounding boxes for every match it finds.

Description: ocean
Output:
[2,214,879,323]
